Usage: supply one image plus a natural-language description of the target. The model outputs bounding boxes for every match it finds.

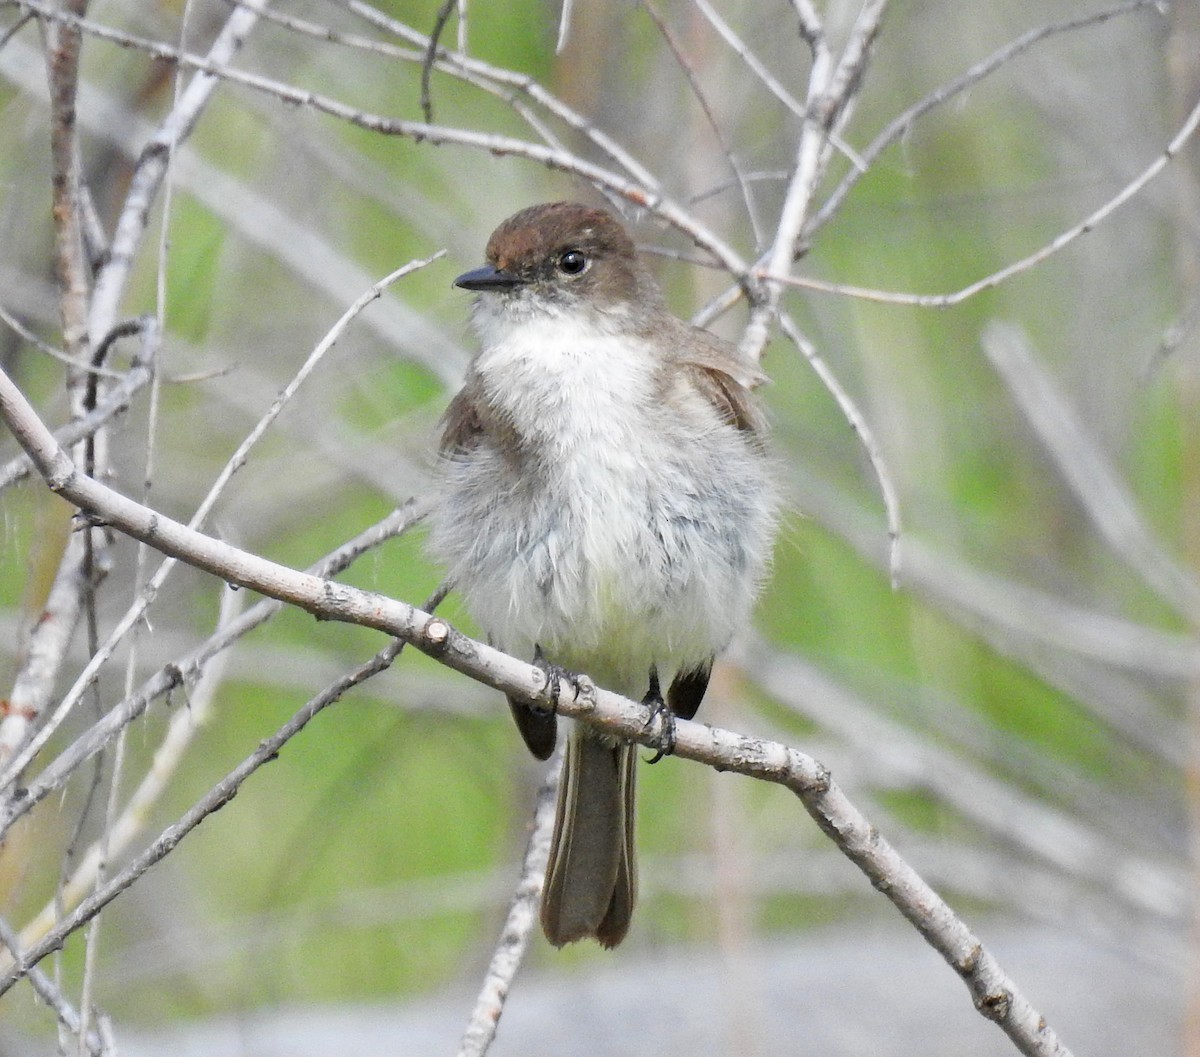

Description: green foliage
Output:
[156,195,227,342]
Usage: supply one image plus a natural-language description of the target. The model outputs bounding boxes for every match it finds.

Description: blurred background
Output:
[0,0,1195,1054]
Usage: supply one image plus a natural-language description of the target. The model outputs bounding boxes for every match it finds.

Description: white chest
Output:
[472,312,661,455]
[430,309,772,691]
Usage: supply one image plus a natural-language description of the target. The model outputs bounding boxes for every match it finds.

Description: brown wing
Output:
[667,323,768,442]
[666,328,762,720]
[438,382,485,456]
[674,330,768,446]
[439,377,528,466]
[442,385,551,756]
[680,325,769,391]
[683,361,767,440]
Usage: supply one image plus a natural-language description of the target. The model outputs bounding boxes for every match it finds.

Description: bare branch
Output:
[336,0,663,191]
[15,587,241,981]
[0,636,410,993]
[87,0,268,344]
[769,82,1200,307]
[0,319,154,492]
[0,258,438,796]
[0,915,102,1055]
[42,0,90,359]
[554,0,573,54]
[695,1,1165,372]
[693,0,804,116]
[0,361,1076,1057]
[211,0,587,197]
[2,502,429,835]
[688,0,865,174]
[822,0,888,128]
[0,298,79,363]
[639,0,763,245]
[0,8,34,47]
[738,0,888,362]
[0,4,1172,1050]
[0,530,89,768]
[788,0,824,53]
[4,0,748,280]
[457,749,563,1057]
[0,28,469,383]
[778,311,902,585]
[806,0,1162,240]
[419,0,455,122]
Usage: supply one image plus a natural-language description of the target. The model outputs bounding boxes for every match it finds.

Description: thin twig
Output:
[0,915,102,1055]
[806,0,1161,240]
[639,0,764,246]
[337,0,662,192]
[6,0,748,280]
[0,636,411,991]
[18,590,227,956]
[2,575,449,985]
[78,294,161,1047]
[457,747,564,1057]
[0,337,154,491]
[18,0,98,831]
[213,0,581,189]
[689,170,792,208]
[419,0,455,122]
[87,0,268,347]
[778,312,902,585]
[555,0,573,53]
[0,8,34,48]
[0,299,96,367]
[0,25,468,383]
[789,0,824,52]
[769,86,1200,306]
[693,2,1159,339]
[695,0,804,115]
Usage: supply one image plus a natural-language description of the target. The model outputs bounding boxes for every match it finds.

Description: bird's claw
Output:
[533,644,584,715]
[641,666,676,764]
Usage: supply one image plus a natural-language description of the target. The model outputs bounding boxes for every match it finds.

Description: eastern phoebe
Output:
[428,201,776,948]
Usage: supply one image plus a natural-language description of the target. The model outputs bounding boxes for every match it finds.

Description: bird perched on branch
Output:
[429,201,777,947]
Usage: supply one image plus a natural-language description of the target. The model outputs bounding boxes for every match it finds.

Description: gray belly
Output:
[429,441,770,691]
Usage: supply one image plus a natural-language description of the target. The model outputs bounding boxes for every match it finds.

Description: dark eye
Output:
[557,250,588,275]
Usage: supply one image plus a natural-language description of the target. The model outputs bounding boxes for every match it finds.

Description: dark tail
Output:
[540,728,637,948]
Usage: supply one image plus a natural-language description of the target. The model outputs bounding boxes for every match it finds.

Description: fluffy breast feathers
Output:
[429,308,776,694]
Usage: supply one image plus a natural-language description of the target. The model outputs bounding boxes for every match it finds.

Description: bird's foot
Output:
[532,644,588,715]
[641,665,676,764]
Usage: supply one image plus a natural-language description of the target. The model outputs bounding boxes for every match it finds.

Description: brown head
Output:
[454,201,665,318]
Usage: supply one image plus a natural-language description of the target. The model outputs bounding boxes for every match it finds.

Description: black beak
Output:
[454,264,521,291]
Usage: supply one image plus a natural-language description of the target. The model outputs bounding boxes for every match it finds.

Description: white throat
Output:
[471,302,658,447]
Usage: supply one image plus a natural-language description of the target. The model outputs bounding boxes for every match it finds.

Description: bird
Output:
[428,201,777,947]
